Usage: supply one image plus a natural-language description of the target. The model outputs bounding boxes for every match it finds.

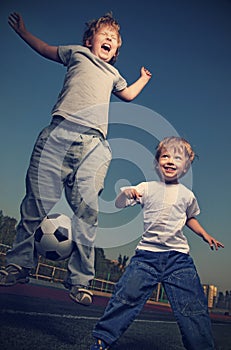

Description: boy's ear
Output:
[184,161,191,173]
[153,158,159,168]
[153,159,161,175]
[85,39,92,47]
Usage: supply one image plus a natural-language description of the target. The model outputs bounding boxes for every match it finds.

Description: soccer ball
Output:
[34,213,74,261]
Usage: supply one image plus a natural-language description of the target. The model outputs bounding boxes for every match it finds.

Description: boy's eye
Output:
[101,32,117,40]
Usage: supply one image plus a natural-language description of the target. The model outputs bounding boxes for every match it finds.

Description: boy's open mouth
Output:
[101,43,111,52]
[164,166,176,172]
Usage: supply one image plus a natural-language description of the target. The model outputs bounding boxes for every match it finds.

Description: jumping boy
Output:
[91,136,224,349]
[0,12,152,306]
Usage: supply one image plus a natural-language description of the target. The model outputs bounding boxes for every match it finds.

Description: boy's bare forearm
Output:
[19,31,59,61]
[186,217,224,250]
[8,12,60,62]
[125,77,151,100]
[115,67,152,101]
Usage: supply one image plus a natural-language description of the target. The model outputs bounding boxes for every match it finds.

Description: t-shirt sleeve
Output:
[57,45,77,66]
[112,72,127,92]
[186,194,200,219]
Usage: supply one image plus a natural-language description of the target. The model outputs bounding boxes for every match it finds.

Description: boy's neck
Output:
[163,179,179,185]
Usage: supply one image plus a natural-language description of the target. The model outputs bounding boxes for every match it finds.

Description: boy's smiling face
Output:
[156,146,189,183]
[86,25,119,62]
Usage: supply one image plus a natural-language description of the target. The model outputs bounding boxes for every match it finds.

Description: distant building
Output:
[203,284,217,308]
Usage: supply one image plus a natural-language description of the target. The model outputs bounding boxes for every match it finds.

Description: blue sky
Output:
[0,0,230,292]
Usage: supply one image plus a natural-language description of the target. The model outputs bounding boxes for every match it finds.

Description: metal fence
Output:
[0,243,168,303]
[1,243,221,308]
[32,260,166,302]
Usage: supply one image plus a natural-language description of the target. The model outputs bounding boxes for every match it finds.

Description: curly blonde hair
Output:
[82,12,122,65]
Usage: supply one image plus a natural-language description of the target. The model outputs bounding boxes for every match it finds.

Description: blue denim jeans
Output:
[6,116,112,287]
[93,250,215,349]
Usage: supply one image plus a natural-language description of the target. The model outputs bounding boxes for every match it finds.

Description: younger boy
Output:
[0,12,151,306]
[91,136,224,349]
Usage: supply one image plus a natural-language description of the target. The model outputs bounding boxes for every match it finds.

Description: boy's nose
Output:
[167,157,174,164]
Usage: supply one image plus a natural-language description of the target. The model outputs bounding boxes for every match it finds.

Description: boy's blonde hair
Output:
[155,136,195,172]
[83,12,122,65]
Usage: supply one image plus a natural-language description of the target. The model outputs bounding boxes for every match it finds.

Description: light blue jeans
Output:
[93,250,215,349]
[6,116,112,287]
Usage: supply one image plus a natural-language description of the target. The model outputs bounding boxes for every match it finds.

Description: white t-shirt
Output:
[118,181,200,254]
[51,45,127,138]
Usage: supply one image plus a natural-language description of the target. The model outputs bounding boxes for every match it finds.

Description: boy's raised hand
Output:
[141,66,152,80]
[8,12,26,35]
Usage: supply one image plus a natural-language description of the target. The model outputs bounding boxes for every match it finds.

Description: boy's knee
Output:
[178,299,208,317]
[114,265,150,306]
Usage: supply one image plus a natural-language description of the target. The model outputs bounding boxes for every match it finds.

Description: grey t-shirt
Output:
[51,45,127,138]
[118,181,200,254]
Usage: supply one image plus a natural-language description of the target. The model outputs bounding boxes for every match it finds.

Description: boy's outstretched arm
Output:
[115,188,142,208]
[8,12,61,63]
[114,66,152,102]
[186,217,224,251]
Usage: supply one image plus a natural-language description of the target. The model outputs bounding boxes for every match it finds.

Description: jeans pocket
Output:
[170,267,208,316]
